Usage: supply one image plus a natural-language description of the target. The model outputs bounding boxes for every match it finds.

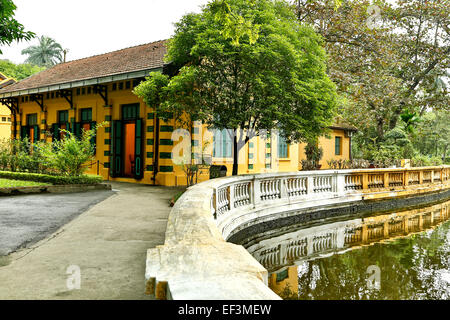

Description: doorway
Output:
[124,122,136,177]
[110,103,144,179]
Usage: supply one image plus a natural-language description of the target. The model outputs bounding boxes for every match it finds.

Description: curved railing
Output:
[145,165,450,300]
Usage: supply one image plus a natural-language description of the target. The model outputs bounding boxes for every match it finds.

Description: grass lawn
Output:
[0,178,51,188]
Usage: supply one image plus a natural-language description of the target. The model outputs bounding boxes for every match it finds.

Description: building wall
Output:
[15,81,353,186]
[0,103,11,140]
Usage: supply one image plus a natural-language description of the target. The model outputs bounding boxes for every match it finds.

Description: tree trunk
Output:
[232,130,239,176]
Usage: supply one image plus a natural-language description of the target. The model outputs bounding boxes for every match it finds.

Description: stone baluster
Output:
[253,178,261,207]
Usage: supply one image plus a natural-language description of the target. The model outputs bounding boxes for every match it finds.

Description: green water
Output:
[291,220,450,300]
[259,201,450,300]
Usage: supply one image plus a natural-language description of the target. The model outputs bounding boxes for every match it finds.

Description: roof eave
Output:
[0,66,163,99]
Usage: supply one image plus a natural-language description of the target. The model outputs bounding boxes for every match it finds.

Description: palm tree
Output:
[21,36,63,67]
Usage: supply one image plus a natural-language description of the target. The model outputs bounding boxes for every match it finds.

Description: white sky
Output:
[0,0,210,64]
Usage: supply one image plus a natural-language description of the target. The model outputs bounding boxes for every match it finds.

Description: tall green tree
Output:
[135,0,338,175]
[295,0,450,145]
[0,59,45,80]
[0,0,34,54]
[21,35,63,67]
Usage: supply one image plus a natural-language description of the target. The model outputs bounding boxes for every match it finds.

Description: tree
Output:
[0,59,45,80]
[21,35,63,67]
[294,0,450,146]
[0,0,34,54]
[135,0,338,175]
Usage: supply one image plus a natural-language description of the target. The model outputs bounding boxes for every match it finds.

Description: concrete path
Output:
[0,182,180,299]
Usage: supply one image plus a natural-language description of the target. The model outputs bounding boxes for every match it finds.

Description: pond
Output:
[247,199,450,300]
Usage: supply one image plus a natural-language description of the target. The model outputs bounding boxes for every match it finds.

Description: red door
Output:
[124,122,136,177]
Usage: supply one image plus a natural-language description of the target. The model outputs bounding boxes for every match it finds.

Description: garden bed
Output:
[0,171,110,196]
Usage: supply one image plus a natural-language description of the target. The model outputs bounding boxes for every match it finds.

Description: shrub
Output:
[0,171,102,185]
[43,127,99,176]
[411,155,443,167]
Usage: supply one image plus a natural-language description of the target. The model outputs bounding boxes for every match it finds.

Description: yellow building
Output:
[0,40,355,186]
[0,72,16,139]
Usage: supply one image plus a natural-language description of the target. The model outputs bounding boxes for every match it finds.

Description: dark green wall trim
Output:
[147,139,154,145]
[160,139,173,146]
[147,126,154,132]
[146,165,154,171]
[147,113,154,119]
[41,119,46,124]
[104,162,110,169]
[248,164,254,169]
[159,152,172,159]
[104,139,111,145]
[160,125,173,132]
[159,165,173,172]
[104,150,110,156]
[248,153,254,159]
[104,127,111,133]
[105,115,112,121]
[147,152,154,158]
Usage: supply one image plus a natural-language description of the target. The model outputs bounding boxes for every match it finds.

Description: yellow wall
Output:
[14,80,353,186]
[0,103,11,140]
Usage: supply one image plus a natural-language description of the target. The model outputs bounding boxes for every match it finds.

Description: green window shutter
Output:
[111,120,123,177]
[335,137,341,155]
[134,118,144,179]
[90,121,97,154]
[70,118,75,134]
[33,125,40,142]
[51,123,60,141]
[20,126,28,139]
[74,122,82,140]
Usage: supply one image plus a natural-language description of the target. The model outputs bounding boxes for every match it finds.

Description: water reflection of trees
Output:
[294,221,450,300]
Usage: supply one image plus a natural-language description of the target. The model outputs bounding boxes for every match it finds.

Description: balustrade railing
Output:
[212,166,450,220]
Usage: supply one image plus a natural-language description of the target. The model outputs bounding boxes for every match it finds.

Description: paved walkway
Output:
[0,182,180,299]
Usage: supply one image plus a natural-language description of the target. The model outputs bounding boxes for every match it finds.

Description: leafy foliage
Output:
[0,124,102,177]
[21,35,64,67]
[295,0,450,151]
[0,171,102,185]
[135,0,338,175]
[0,0,34,54]
[0,59,45,80]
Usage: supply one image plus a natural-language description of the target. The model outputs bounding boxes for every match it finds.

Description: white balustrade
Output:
[211,166,450,219]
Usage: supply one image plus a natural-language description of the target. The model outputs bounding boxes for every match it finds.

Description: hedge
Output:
[0,171,103,185]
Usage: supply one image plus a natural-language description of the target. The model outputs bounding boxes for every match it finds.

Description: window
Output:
[335,136,342,155]
[26,113,38,126]
[1,117,5,122]
[213,129,232,158]
[7,118,11,122]
[278,134,288,158]
[122,103,140,120]
[80,108,93,132]
[58,110,69,123]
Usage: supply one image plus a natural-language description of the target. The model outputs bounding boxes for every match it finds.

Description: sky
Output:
[0,0,211,64]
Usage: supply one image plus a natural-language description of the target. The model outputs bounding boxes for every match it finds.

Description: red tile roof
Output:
[0,40,168,94]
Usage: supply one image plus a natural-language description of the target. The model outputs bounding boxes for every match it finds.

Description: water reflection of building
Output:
[268,266,299,299]
[247,200,450,297]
